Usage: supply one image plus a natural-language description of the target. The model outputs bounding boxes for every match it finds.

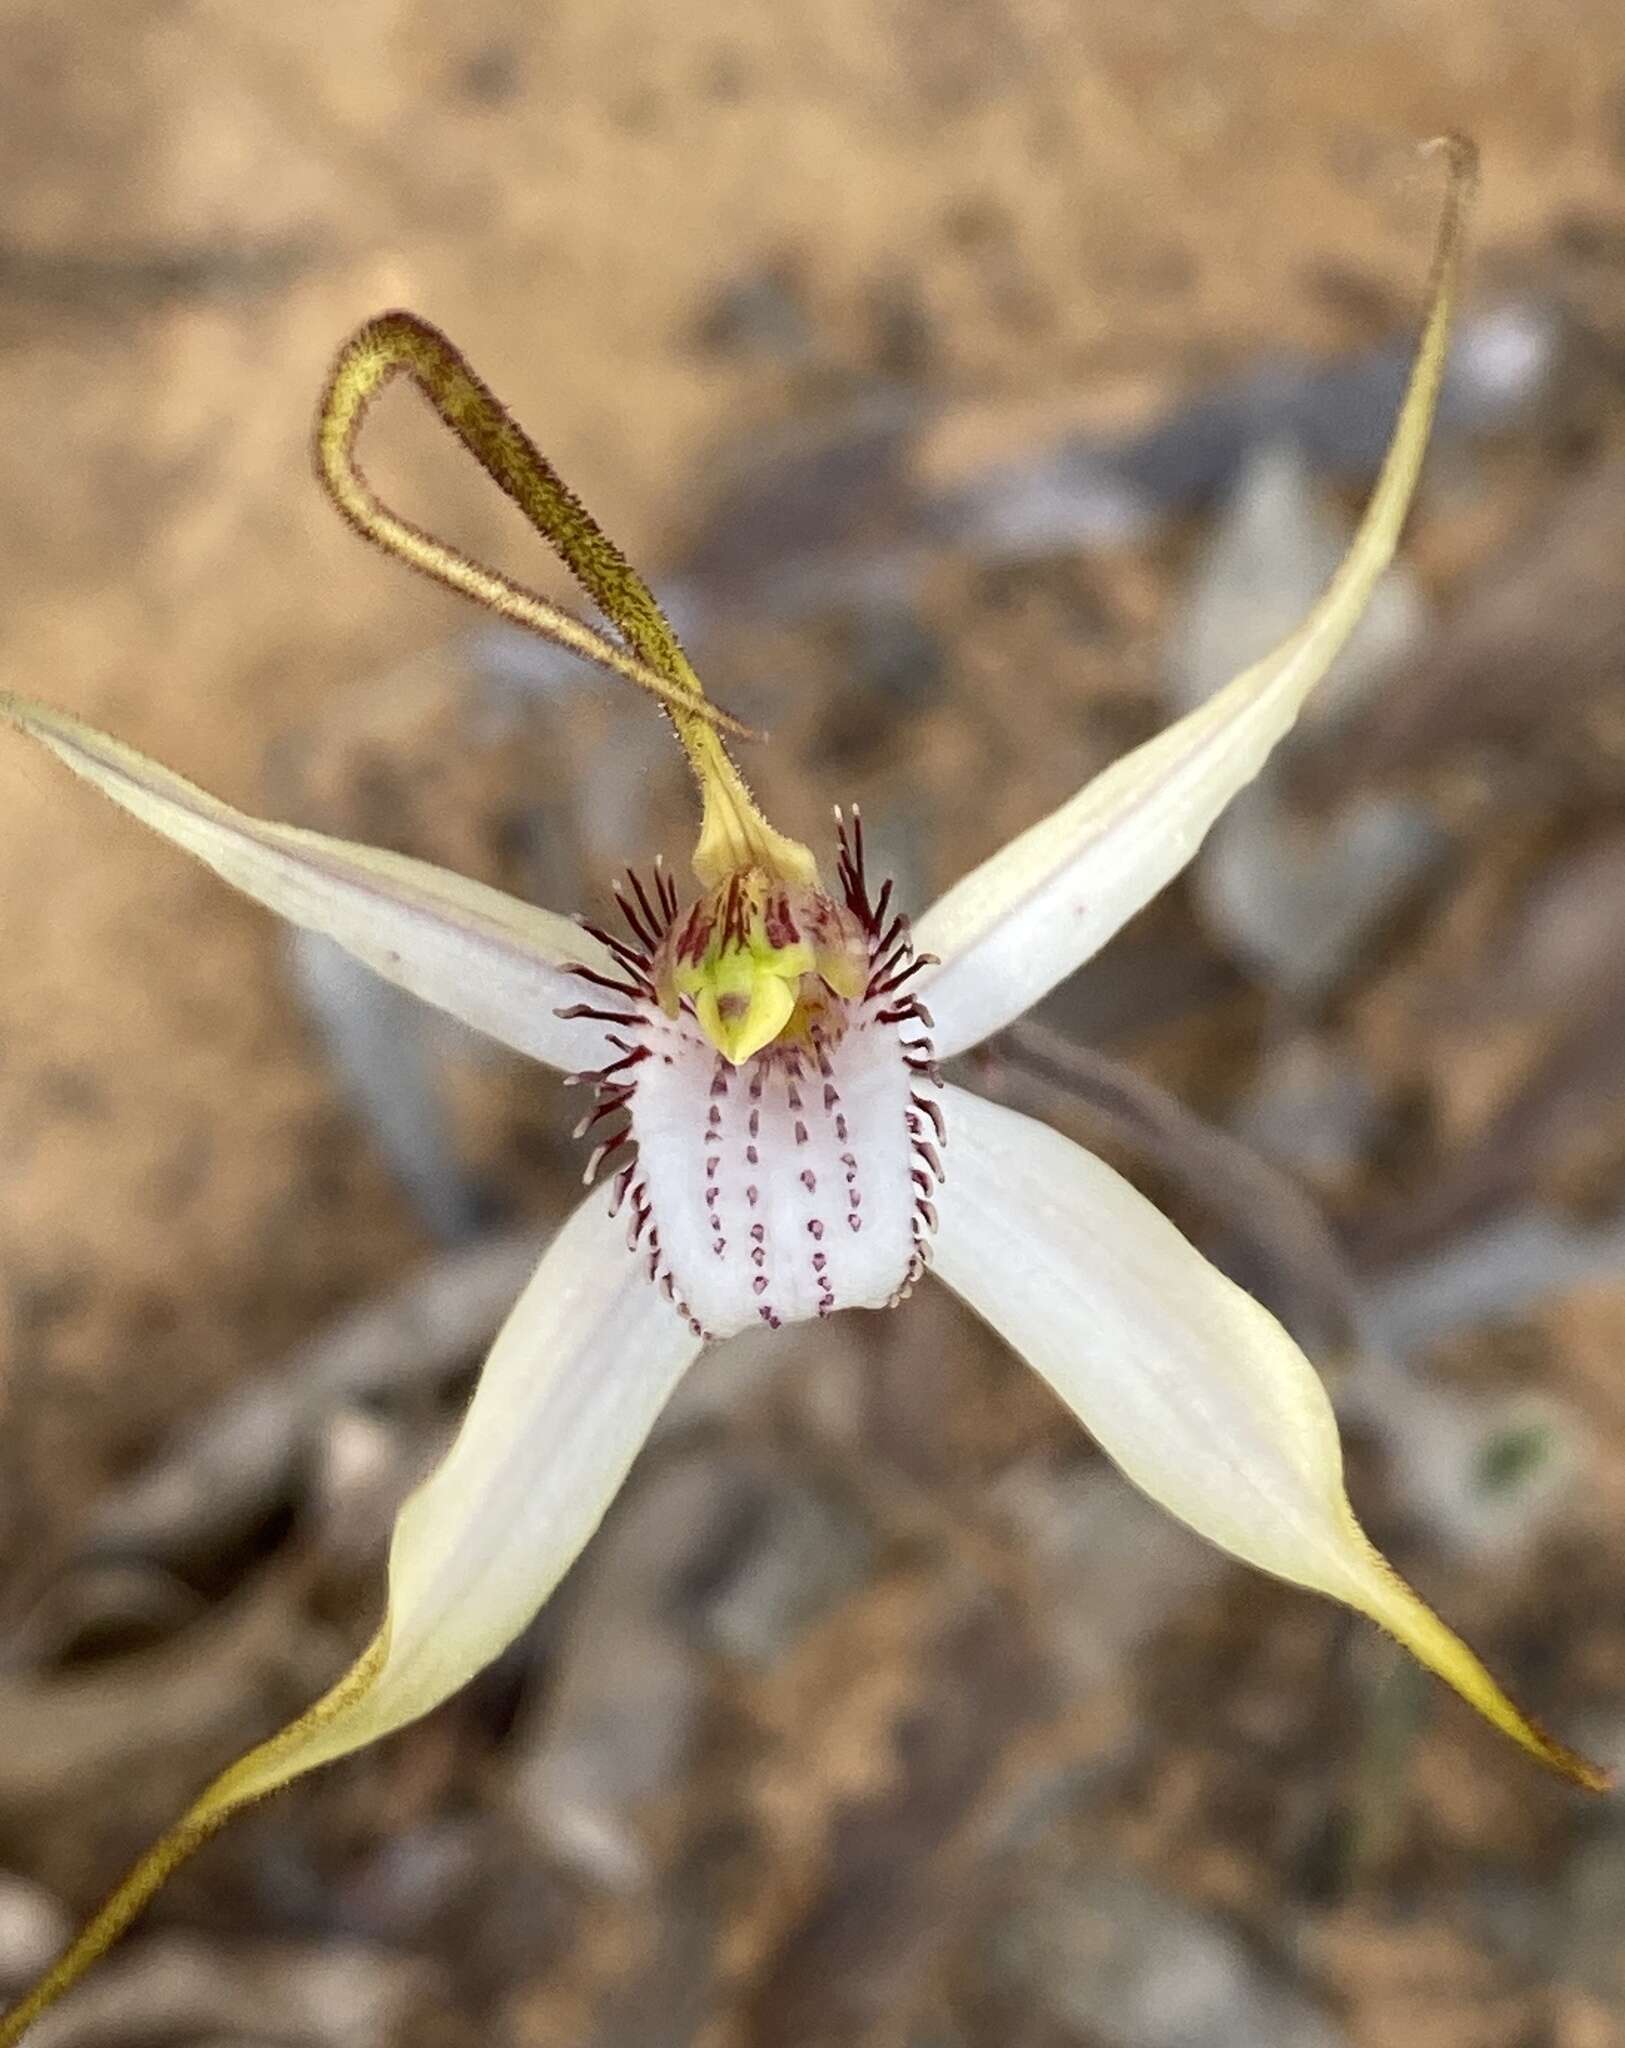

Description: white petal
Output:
[916,154,1468,1058]
[930,1084,1604,1787]
[0,1198,700,2040]
[225,1192,702,1787]
[0,691,613,1071]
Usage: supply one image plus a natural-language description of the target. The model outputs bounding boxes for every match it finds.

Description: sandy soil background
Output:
[4,4,1625,2044]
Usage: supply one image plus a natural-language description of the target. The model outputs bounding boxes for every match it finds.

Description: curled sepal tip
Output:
[316,308,752,740]
[317,309,817,887]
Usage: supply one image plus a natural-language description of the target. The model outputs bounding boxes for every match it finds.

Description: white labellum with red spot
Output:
[570,818,942,1336]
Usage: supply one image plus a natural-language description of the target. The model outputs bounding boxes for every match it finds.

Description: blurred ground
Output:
[5,3,1625,2044]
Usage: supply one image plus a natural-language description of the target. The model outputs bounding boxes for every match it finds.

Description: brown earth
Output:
[4,4,1625,2045]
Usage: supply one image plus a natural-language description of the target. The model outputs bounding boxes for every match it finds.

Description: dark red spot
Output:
[675,903,713,964]
[764,891,800,949]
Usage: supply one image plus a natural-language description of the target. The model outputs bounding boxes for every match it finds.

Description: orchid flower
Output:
[0,137,1605,2045]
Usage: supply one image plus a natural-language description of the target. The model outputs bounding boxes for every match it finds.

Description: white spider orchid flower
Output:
[0,138,1605,2047]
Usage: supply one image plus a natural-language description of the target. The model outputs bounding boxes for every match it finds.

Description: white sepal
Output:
[1,691,614,1071]
[930,1084,1603,1786]
[915,158,1465,1058]
[218,1191,703,1793]
[1,1195,703,2036]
